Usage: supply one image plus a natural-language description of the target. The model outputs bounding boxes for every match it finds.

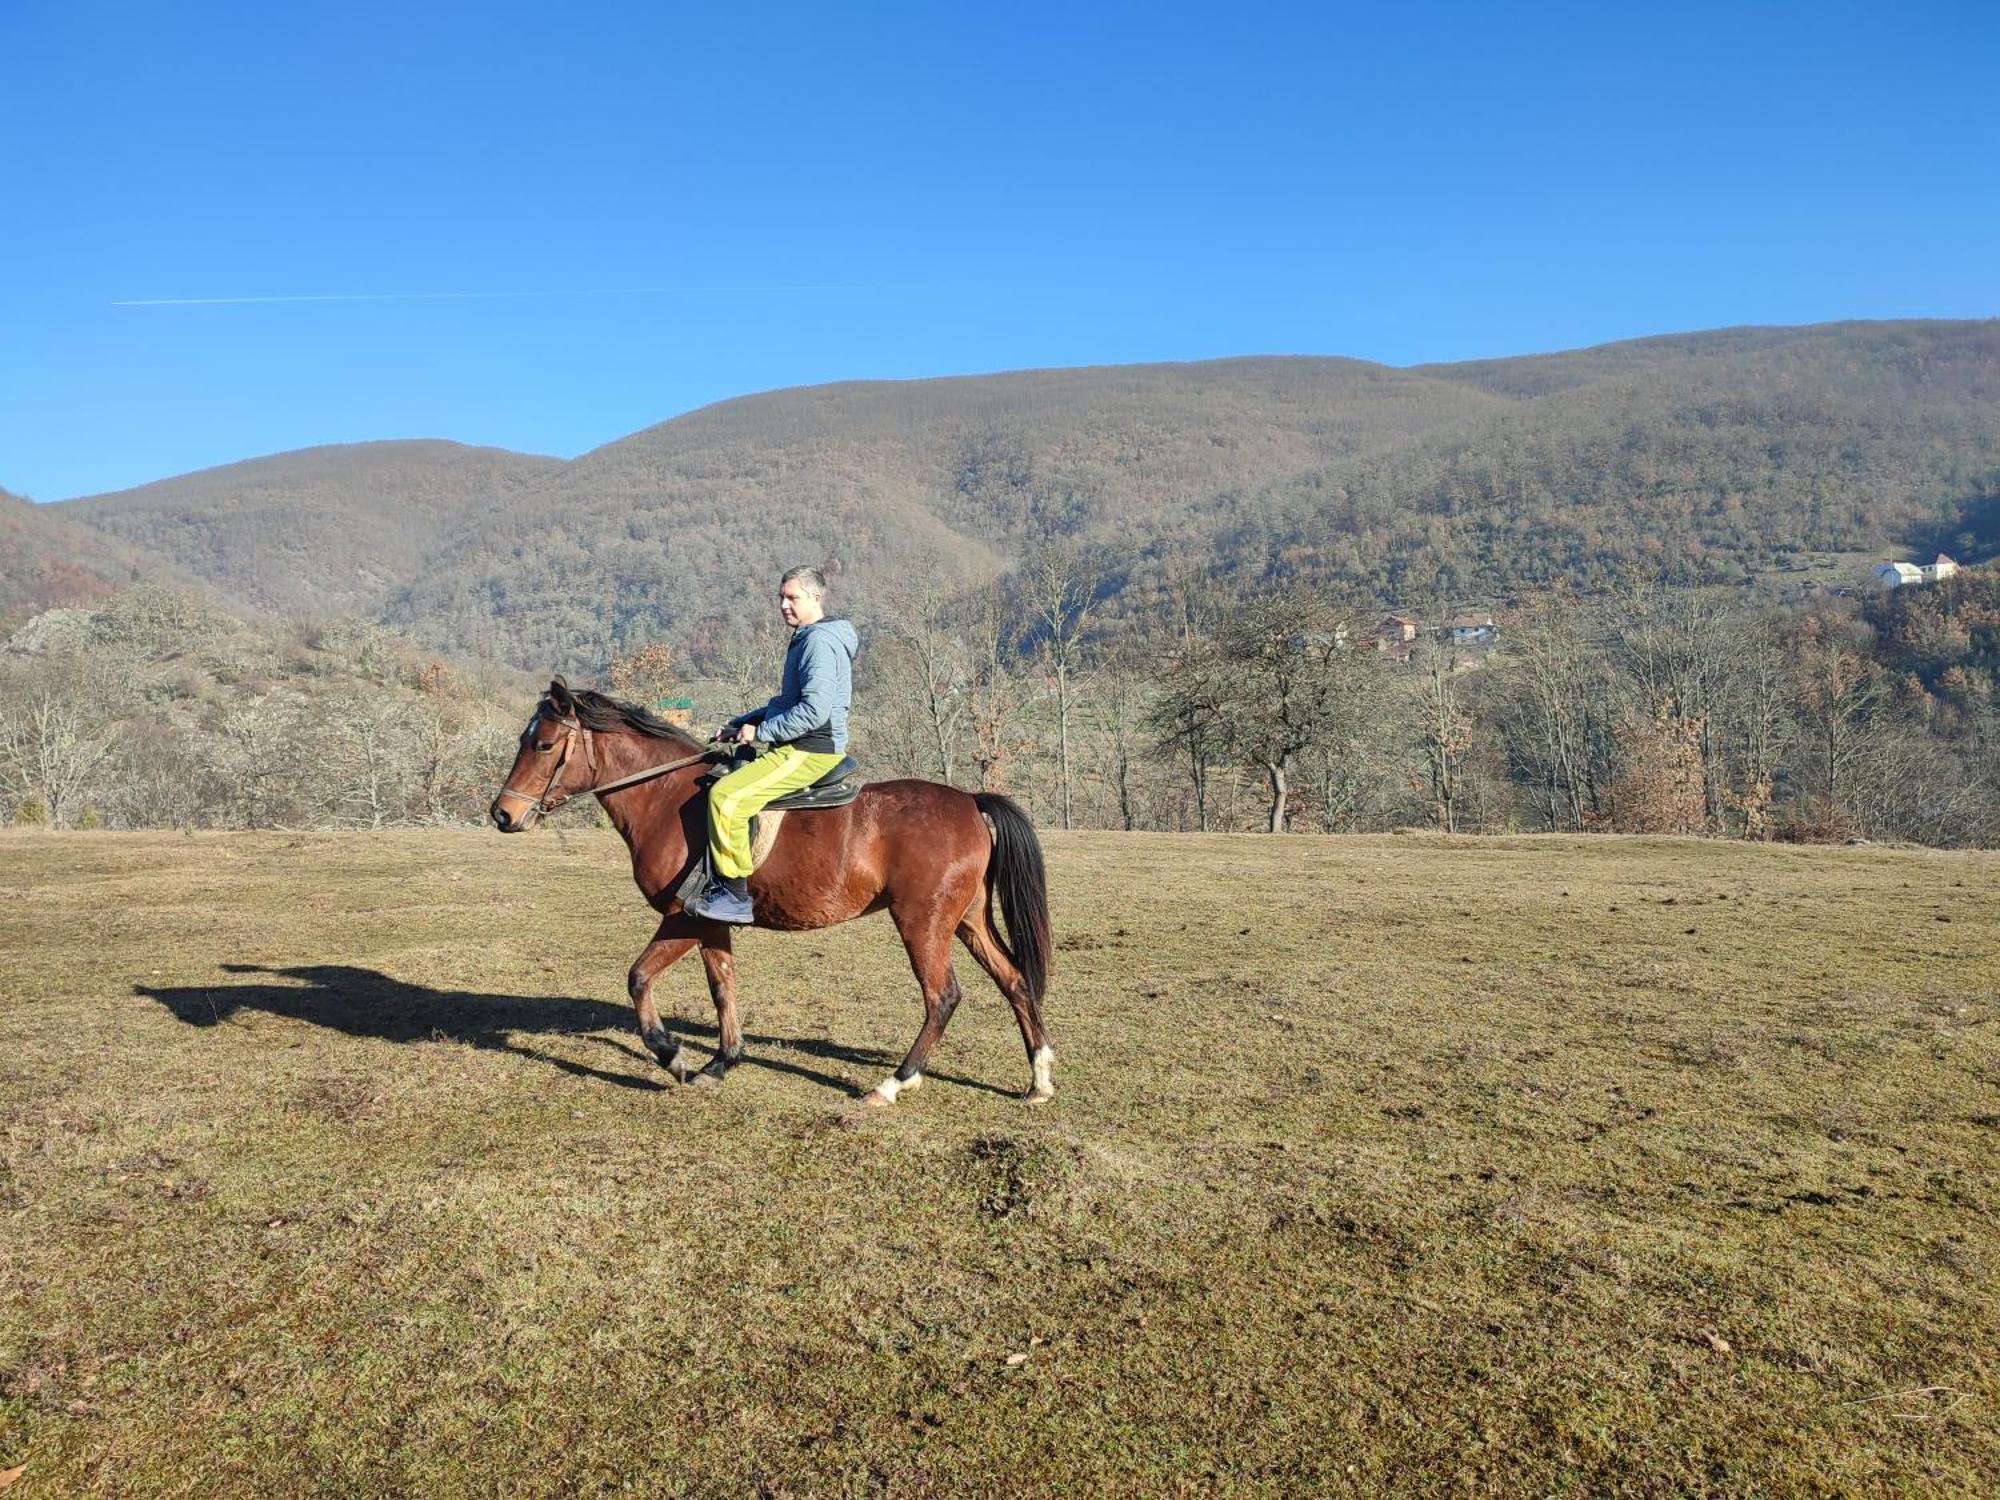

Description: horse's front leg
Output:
[691,932,741,1085]
[629,919,700,1082]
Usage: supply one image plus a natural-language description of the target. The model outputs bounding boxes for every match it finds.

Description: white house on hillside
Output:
[1873,554,1959,589]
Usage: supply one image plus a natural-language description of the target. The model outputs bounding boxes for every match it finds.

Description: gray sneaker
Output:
[691,875,753,924]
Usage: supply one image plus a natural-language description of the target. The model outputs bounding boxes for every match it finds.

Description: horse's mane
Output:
[565,688,705,750]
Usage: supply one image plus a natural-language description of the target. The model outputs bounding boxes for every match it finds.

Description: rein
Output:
[504,712,721,826]
[591,747,720,796]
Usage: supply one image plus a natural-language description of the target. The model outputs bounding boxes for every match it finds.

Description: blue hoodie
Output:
[732,618,859,754]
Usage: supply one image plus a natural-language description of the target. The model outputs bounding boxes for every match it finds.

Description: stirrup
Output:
[691,878,754,924]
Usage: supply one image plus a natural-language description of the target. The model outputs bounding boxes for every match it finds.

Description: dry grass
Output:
[1,826,1996,1496]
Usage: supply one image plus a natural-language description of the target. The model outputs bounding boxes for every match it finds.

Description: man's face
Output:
[779,579,824,627]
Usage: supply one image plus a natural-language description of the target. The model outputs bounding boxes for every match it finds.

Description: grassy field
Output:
[1,826,1996,1497]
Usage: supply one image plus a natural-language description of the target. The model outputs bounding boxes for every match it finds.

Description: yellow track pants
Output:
[707,745,846,879]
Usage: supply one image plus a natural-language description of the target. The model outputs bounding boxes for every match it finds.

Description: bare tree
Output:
[407,667,512,824]
[214,696,323,828]
[1495,585,1607,830]
[328,695,410,829]
[1847,723,1989,846]
[878,571,971,784]
[1162,554,1224,649]
[963,591,1029,792]
[1020,543,1101,828]
[0,672,118,827]
[1411,634,1472,833]
[1209,590,1381,834]
[859,636,935,778]
[1610,585,1741,830]
[1710,614,1793,838]
[1088,640,1153,831]
[1150,637,1229,832]
[1791,610,1884,814]
[114,724,221,829]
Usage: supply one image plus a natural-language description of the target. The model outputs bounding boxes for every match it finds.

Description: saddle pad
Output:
[667,808,792,912]
[748,810,785,869]
[673,779,863,911]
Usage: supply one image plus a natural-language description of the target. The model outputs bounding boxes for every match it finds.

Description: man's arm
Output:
[754,633,839,744]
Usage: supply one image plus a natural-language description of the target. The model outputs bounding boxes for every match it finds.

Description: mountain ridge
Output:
[52,439,565,617]
[13,319,1998,668]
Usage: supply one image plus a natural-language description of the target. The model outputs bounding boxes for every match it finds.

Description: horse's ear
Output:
[548,676,573,711]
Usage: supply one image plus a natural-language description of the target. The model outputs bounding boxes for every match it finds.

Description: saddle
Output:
[671,748,864,909]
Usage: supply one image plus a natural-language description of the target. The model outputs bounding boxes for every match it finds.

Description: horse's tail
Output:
[973,792,1051,1005]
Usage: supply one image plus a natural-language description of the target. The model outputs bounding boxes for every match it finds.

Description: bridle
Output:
[498,704,721,829]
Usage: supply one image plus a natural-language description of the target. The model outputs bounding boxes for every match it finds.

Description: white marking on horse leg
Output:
[1028,1046,1054,1102]
[863,1071,918,1108]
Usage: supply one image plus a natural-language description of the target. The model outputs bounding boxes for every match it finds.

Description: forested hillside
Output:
[0,485,179,630]
[1217,320,2000,602]
[381,357,1498,666]
[53,441,563,615]
[13,321,2000,675]
[388,319,2000,668]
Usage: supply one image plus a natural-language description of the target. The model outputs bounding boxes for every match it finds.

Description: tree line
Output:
[4,562,1995,848]
[0,587,524,831]
[854,547,1998,847]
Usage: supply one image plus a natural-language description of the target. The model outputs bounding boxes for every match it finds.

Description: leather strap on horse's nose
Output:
[503,713,586,826]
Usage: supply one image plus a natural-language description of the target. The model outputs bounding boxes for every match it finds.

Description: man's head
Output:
[778,565,828,628]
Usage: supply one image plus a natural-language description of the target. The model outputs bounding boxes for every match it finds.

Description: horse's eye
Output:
[535,741,556,753]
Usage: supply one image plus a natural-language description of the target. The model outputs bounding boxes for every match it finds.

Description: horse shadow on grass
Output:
[137,963,1010,1099]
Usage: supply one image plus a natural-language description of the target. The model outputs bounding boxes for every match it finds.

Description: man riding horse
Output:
[489,565,1053,1108]
[691,565,859,923]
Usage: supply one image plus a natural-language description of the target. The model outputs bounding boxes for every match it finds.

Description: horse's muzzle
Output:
[490,798,529,832]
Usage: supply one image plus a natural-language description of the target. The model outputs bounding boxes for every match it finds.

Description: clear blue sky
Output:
[3,0,1995,500]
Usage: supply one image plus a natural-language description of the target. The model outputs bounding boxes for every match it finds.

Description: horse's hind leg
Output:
[957,907,1054,1103]
[629,918,699,1082]
[691,932,742,1086]
[860,899,965,1108]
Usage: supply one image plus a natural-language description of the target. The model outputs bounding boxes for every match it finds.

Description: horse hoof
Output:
[667,1058,695,1085]
[859,1087,896,1109]
[1023,1088,1055,1106]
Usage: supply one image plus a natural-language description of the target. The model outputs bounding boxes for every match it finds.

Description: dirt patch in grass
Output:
[1,827,1996,1495]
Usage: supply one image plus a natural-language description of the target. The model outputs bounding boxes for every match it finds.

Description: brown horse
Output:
[489,679,1055,1107]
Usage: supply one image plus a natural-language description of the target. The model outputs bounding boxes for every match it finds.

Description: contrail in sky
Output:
[113,285,915,307]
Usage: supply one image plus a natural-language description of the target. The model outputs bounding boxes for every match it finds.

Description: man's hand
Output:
[733,722,758,746]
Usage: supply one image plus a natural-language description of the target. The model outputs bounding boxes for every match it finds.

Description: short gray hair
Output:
[779,565,828,600]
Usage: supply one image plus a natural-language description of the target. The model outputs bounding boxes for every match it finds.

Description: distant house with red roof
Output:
[1447,611,1497,647]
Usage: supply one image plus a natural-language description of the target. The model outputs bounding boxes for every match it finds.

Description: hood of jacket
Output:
[798,618,859,657]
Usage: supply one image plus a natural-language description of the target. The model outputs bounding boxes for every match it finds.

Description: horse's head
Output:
[490,678,593,832]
